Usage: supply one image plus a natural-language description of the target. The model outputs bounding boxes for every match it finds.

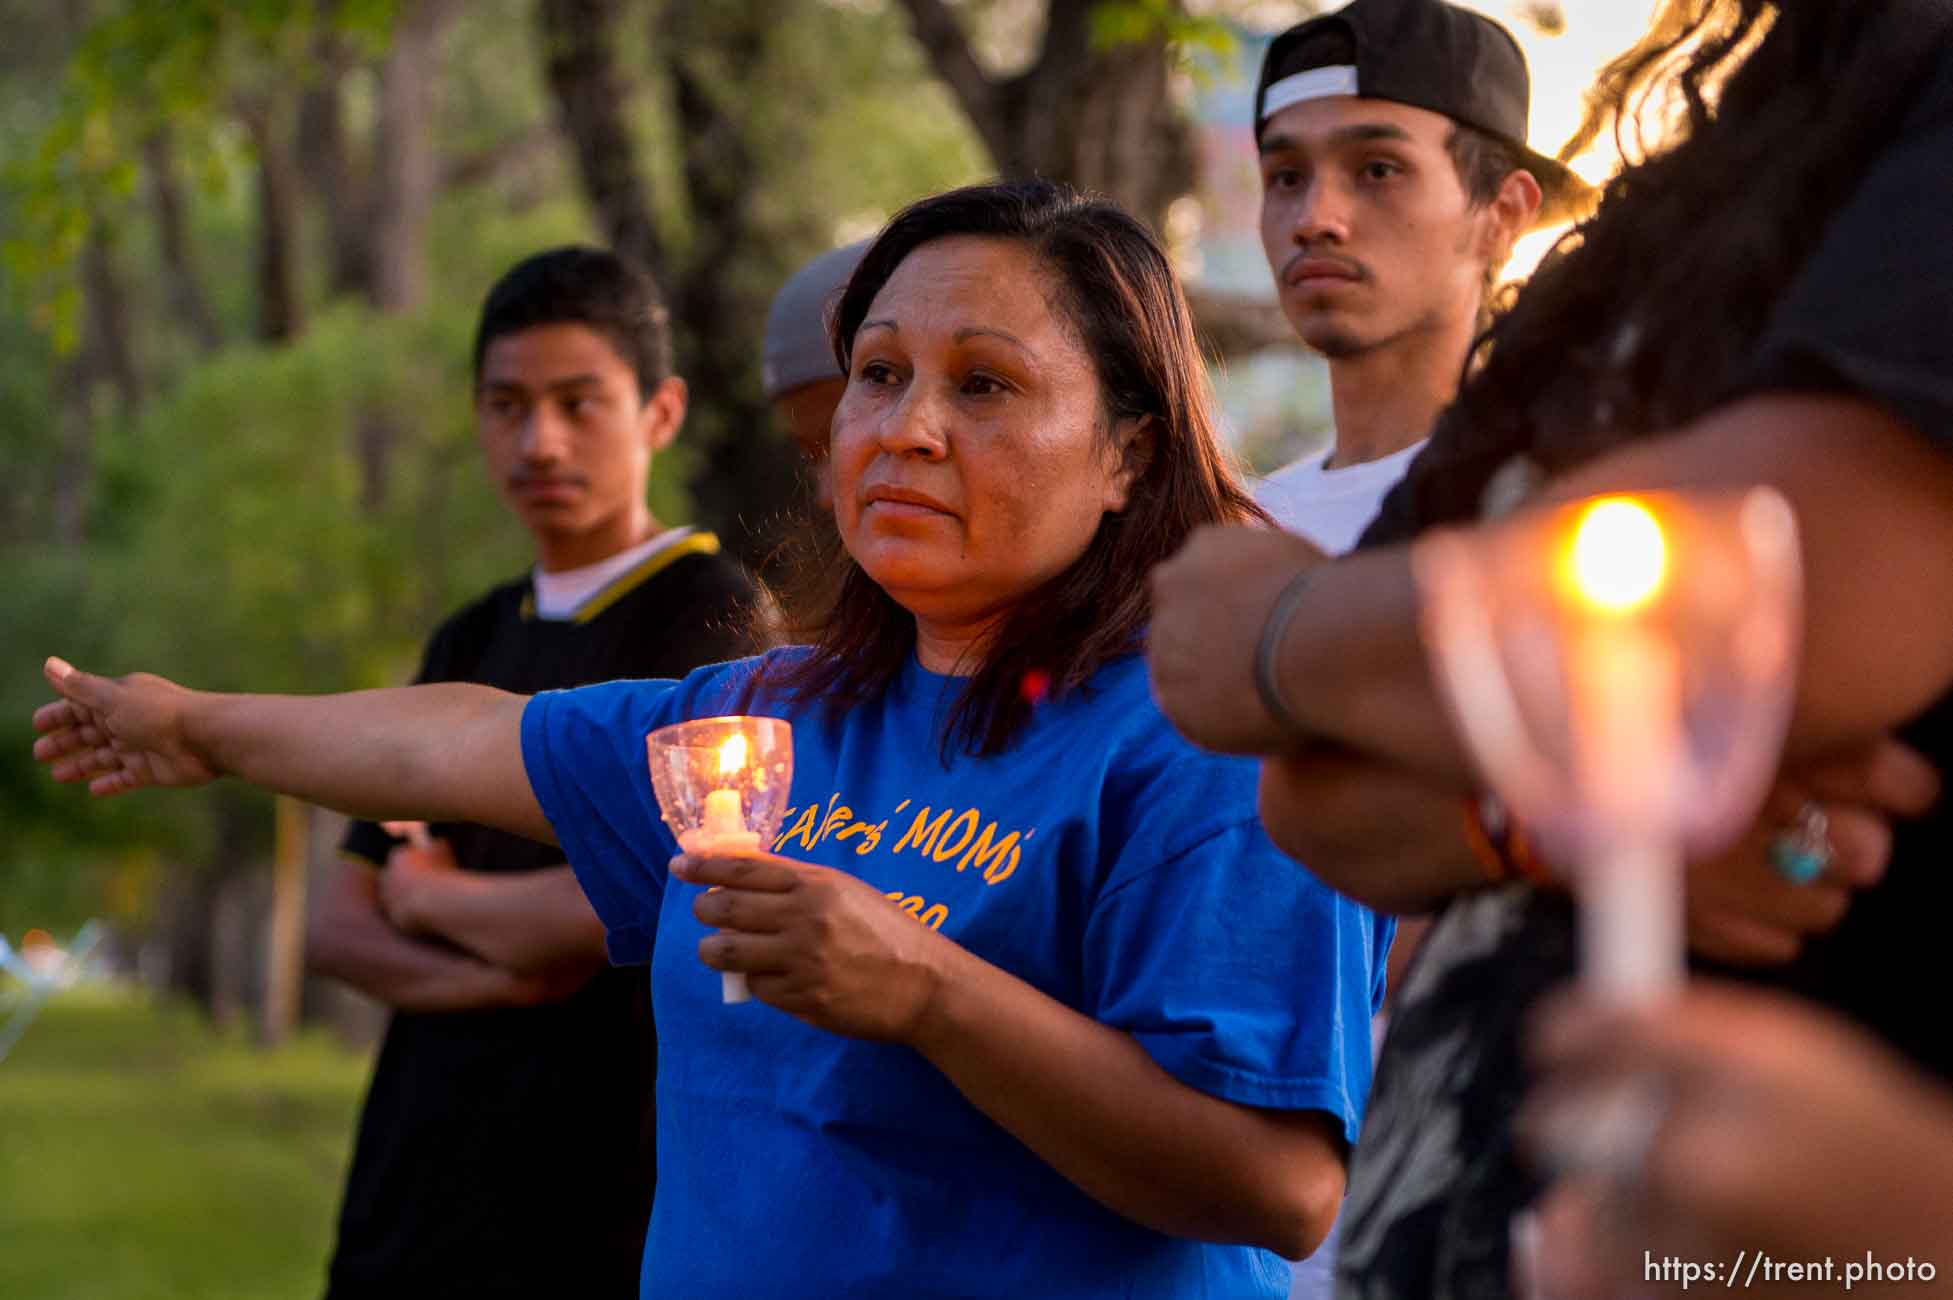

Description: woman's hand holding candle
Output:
[673,850,950,1042]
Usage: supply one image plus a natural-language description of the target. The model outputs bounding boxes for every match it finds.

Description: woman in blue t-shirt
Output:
[34,181,1388,1300]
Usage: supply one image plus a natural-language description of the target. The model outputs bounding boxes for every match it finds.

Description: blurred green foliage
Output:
[0,0,987,933]
[3,0,398,348]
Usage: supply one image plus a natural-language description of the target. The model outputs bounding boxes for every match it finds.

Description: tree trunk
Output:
[296,39,375,302]
[1038,25,1196,236]
[351,411,400,512]
[142,129,224,354]
[537,0,802,567]
[244,97,307,344]
[336,0,461,512]
[896,0,1197,234]
[49,357,97,548]
[663,0,805,570]
[1182,286,1296,359]
[159,864,223,1012]
[369,0,457,313]
[81,229,141,416]
[439,121,559,193]
[161,794,268,1022]
[51,228,141,544]
[208,873,255,1030]
[537,0,664,278]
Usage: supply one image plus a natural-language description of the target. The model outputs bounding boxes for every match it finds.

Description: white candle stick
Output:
[648,717,794,1010]
[689,789,762,1003]
[1570,623,1685,1004]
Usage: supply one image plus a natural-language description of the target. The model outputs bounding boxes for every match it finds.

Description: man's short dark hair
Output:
[472,246,673,399]
[1446,121,1528,210]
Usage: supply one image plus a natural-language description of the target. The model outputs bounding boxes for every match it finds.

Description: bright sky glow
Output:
[1471,0,1665,276]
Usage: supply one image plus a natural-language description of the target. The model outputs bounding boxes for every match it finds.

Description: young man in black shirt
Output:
[306,247,759,1299]
[1150,1,1953,1295]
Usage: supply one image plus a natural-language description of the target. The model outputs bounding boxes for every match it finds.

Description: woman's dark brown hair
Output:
[757,179,1265,758]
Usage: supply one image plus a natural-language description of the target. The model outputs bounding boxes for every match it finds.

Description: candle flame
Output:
[717,732,748,776]
[1569,497,1668,613]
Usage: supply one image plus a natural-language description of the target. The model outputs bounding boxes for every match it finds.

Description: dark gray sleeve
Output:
[1736,58,1953,451]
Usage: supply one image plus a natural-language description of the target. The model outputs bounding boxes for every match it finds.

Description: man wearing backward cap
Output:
[1252,0,1593,554]
[764,240,870,515]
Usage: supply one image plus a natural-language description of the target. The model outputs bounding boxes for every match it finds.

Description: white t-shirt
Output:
[531,527,697,620]
[1254,441,1426,555]
[1254,442,1425,1300]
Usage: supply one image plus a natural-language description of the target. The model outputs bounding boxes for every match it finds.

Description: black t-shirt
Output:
[1338,34,1953,1300]
[324,536,758,1300]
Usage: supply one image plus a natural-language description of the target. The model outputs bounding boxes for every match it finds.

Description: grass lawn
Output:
[0,986,370,1300]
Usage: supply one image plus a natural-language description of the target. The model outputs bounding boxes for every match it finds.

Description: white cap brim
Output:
[1261,65,1361,122]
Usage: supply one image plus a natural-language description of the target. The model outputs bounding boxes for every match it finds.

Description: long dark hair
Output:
[1384,0,1949,528]
[757,180,1265,757]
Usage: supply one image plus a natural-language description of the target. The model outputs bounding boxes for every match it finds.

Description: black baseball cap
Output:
[1255,0,1596,226]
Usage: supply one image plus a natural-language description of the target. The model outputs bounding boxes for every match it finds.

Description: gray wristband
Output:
[1254,569,1316,742]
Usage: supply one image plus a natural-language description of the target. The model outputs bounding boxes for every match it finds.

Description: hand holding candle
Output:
[1414,490,1801,1004]
[647,717,793,1004]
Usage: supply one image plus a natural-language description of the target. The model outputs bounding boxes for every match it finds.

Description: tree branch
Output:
[296,25,374,302]
[236,92,306,344]
[369,0,459,312]
[439,120,560,192]
[662,1,804,566]
[537,0,665,279]
[142,128,224,354]
[1184,286,1297,360]
[894,0,1004,153]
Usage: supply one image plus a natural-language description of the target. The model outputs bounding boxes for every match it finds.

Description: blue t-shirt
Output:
[521,649,1391,1300]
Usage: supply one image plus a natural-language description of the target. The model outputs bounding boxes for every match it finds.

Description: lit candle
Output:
[692,734,762,1002]
[702,788,747,840]
[688,788,762,871]
[1564,497,1684,1005]
[647,716,795,1008]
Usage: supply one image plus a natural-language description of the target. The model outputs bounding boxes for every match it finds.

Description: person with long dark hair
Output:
[1148,1,1953,1295]
[33,181,1389,1300]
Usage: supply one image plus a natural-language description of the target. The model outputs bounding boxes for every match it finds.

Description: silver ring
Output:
[1769,800,1832,886]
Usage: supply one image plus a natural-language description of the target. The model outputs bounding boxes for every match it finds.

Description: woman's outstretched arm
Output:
[31,657,552,843]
